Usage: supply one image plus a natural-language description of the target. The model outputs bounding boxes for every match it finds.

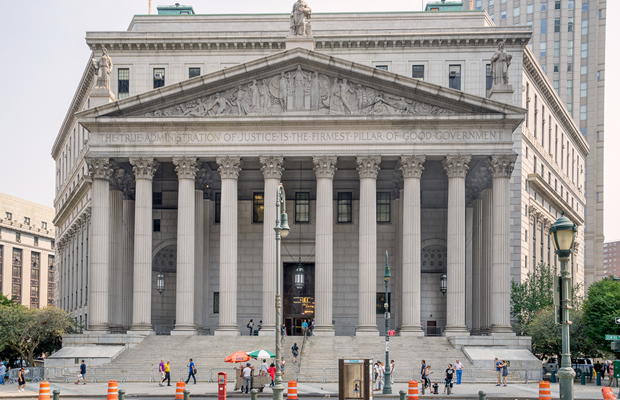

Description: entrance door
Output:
[283,263,315,336]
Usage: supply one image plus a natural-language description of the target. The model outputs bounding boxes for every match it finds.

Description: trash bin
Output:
[339,359,372,400]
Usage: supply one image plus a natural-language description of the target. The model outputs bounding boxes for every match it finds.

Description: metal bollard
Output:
[597,373,602,386]
[421,383,425,395]
[478,390,486,400]
[551,369,556,383]
[399,389,406,400]
[53,389,61,400]
[581,370,586,385]
[251,388,258,400]
[184,388,190,400]
[119,389,125,400]
[447,384,451,395]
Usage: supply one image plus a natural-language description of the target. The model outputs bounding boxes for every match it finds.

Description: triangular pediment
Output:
[79,47,525,120]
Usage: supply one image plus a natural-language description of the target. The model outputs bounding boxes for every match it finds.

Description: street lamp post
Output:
[383,251,392,394]
[550,211,577,400]
[273,183,290,400]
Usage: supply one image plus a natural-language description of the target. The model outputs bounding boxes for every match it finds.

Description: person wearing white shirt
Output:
[454,359,464,384]
[390,360,395,384]
[259,359,269,377]
[242,363,253,394]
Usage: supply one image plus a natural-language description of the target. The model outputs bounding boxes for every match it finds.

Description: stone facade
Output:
[50,8,587,336]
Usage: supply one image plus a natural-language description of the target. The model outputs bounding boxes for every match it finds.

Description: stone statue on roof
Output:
[92,47,113,89]
[290,0,312,36]
[490,41,512,87]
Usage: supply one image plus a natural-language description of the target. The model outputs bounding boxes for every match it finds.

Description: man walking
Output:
[421,360,427,387]
[158,359,165,387]
[454,359,463,384]
[75,360,87,385]
[185,358,196,384]
[0,362,5,385]
[164,360,171,386]
[242,363,253,394]
[390,360,395,384]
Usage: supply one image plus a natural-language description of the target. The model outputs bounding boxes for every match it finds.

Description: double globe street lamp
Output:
[383,251,392,394]
[549,211,577,400]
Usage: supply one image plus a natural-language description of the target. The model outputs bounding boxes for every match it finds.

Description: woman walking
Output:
[291,343,299,363]
[247,319,254,336]
[425,365,433,389]
[17,367,26,392]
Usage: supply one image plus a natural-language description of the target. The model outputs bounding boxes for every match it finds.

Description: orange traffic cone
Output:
[176,381,186,400]
[408,380,419,400]
[539,381,551,400]
[107,380,118,400]
[38,381,51,400]
[287,380,298,399]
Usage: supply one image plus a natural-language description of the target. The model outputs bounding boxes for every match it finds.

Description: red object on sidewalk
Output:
[218,372,227,400]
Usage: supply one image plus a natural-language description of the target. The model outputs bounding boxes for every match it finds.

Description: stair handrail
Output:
[295,326,310,380]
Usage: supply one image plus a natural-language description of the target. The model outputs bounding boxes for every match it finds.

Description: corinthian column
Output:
[194,168,210,333]
[215,156,242,336]
[356,155,381,336]
[480,187,493,334]
[259,156,284,336]
[128,157,158,334]
[108,163,124,332]
[172,157,199,335]
[442,155,471,336]
[122,195,135,330]
[85,157,111,332]
[313,156,338,336]
[489,154,518,335]
[471,197,482,335]
[399,155,425,336]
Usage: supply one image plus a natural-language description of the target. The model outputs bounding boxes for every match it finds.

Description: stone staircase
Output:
[94,334,471,383]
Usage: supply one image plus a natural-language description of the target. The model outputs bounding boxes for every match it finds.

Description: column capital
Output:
[129,157,159,180]
[399,155,426,179]
[313,156,337,179]
[216,156,242,179]
[86,157,111,180]
[489,154,518,178]
[544,219,552,235]
[356,155,381,179]
[173,157,199,180]
[259,156,285,179]
[442,155,471,179]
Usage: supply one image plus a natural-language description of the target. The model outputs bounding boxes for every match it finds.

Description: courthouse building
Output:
[51,4,587,337]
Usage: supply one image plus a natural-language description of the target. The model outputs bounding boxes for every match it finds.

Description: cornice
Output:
[527,173,584,226]
[523,48,589,158]
[53,175,92,227]
[51,56,95,159]
[0,220,55,239]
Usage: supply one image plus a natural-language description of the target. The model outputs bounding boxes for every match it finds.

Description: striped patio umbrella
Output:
[224,351,250,363]
[247,349,276,359]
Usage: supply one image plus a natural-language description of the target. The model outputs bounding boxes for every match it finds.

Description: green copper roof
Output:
[157,4,195,15]
[425,1,464,11]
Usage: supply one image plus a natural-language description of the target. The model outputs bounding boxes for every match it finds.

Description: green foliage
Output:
[511,263,555,331]
[0,293,16,306]
[582,277,620,355]
[0,305,78,366]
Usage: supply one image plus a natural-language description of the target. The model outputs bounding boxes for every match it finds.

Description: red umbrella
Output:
[224,351,250,363]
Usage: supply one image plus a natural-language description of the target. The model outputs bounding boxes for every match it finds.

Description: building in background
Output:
[463,0,606,289]
[0,193,55,307]
[603,240,619,277]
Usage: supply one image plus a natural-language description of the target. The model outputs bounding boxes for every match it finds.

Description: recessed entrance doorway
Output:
[283,262,315,336]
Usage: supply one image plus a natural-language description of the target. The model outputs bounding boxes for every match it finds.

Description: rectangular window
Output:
[568,17,574,32]
[582,19,589,35]
[375,65,388,71]
[540,42,547,57]
[555,0,561,9]
[47,255,54,305]
[486,64,492,97]
[376,193,391,223]
[41,222,47,229]
[253,193,265,223]
[189,67,201,79]
[541,2,547,11]
[215,193,221,223]
[501,10,506,20]
[12,248,22,302]
[412,65,424,80]
[24,217,30,225]
[582,2,588,12]
[567,63,573,72]
[527,4,533,14]
[554,41,560,56]
[295,192,310,223]
[580,82,587,97]
[153,68,165,89]
[514,7,520,17]
[598,71,601,81]
[553,80,560,94]
[337,192,352,223]
[568,1,574,9]
[567,80,573,96]
[534,156,538,174]
[153,219,161,232]
[34,237,39,247]
[118,68,129,99]
[153,192,163,206]
[581,65,588,75]
[475,0,482,9]
[580,105,587,120]
[449,65,461,90]
[16,232,21,243]
[554,64,559,72]
[489,0,494,6]
[554,18,561,33]
[581,43,588,58]
[213,292,219,314]
[5,212,11,220]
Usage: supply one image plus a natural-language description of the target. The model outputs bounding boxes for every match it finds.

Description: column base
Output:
[171,325,197,336]
[355,325,379,336]
[312,325,335,336]
[489,326,515,336]
[214,325,240,336]
[258,327,276,336]
[443,327,470,337]
[86,324,110,333]
[128,326,155,335]
[399,327,425,337]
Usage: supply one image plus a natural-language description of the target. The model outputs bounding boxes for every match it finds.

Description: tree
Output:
[0,305,78,366]
[511,263,555,333]
[0,293,15,306]
[582,277,620,354]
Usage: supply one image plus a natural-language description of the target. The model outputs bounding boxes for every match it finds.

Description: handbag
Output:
[247,324,250,328]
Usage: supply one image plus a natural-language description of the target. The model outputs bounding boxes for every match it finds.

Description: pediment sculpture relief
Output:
[141,65,457,118]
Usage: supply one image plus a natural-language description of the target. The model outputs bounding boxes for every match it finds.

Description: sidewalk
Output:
[0,381,612,399]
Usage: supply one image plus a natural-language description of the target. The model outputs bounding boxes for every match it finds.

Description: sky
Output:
[0,0,618,241]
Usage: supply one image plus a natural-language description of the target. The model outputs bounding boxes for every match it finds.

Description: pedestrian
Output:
[609,361,615,387]
[280,357,286,378]
[454,359,464,385]
[0,362,5,385]
[310,318,315,335]
[501,360,508,386]
[302,319,309,336]
[420,360,427,388]
[444,363,454,394]
[75,360,87,385]
[17,366,26,392]
[185,358,196,384]
[158,359,165,387]
[604,361,610,380]
[494,358,502,386]
[164,360,171,386]
[242,363,252,394]
[247,319,254,336]
[258,320,263,332]
[268,363,276,387]
[390,360,395,385]
[425,365,433,389]
[374,361,382,391]
[260,359,269,377]
[291,342,299,363]
[281,323,287,342]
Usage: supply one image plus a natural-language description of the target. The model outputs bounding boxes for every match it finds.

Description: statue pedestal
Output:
[489,84,514,105]
[90,87,116,108]
[285,35,315,51]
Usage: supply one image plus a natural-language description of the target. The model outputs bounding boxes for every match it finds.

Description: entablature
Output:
[527,173,584,226]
